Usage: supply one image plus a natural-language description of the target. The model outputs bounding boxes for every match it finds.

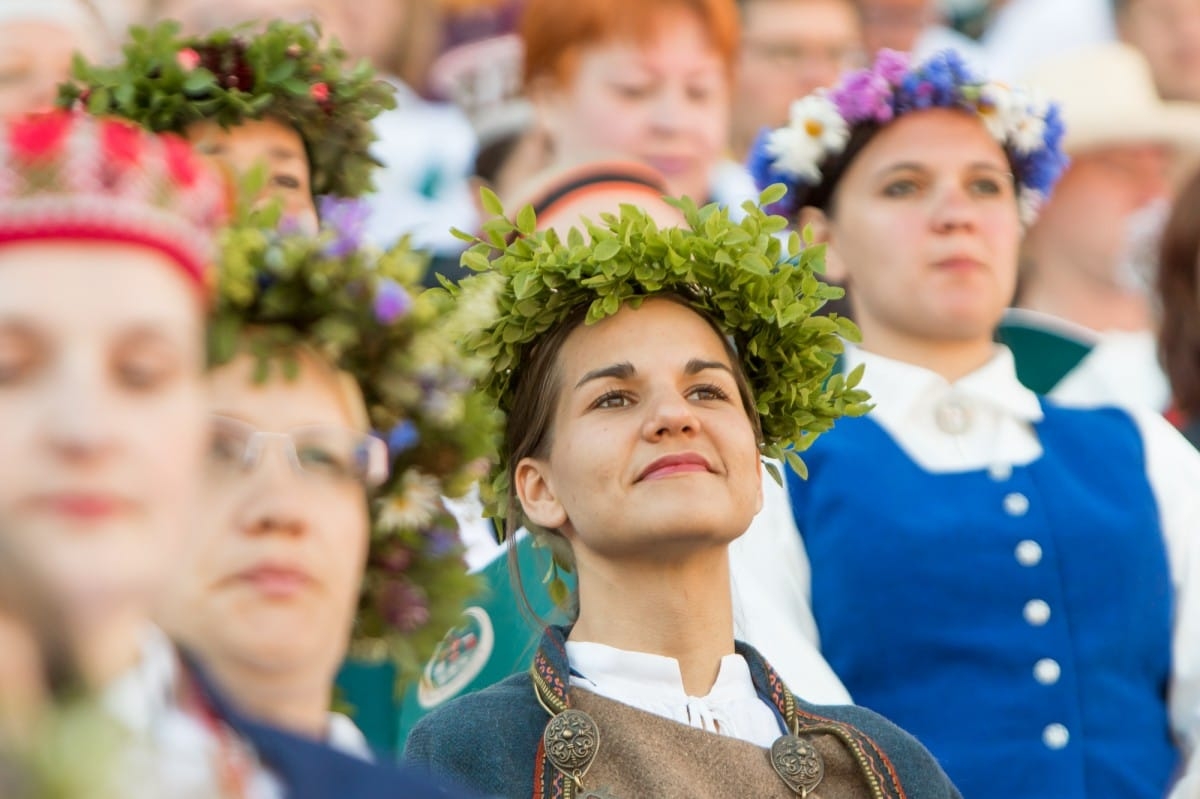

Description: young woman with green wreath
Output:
[403,195,962,798]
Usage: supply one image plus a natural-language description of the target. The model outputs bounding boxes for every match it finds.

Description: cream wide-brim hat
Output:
[1022,42,1200,180]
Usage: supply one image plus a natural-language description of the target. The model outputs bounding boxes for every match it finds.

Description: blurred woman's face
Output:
[0,242,207,629]
[0,22,87,118]
[187,118,319,232]
[816,109,1022,349]
[161,352,371,684]
[533,9,731,204]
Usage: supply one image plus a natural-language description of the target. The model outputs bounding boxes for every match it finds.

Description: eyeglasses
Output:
[208,415,389,487]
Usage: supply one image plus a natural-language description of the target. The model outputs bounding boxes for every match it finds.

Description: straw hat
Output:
[1022,42,1200,157]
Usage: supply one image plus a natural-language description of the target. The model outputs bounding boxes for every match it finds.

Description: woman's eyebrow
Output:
[575,361,635,390]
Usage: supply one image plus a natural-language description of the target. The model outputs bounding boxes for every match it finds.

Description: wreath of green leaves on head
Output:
[445,185,872,548]
[209,196,501,683]
[57,19,395,198]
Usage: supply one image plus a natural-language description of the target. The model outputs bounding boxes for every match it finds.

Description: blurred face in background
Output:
[0,20,92,118]
[532,6,732,204]
[0,242,207,670]
[161,352,371,689]
[732,0,863,159]
[1022,143,1171,295]
[158,0,352,42]
[1118,0,1200,102]
[187,117,319,232]
[857,0,937,56]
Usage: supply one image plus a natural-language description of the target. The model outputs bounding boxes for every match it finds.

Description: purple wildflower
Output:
[375,542,414,574]
[377,580,430,632]
[426,526,462,558]
[318,195,370,257]
[373,279,412,325]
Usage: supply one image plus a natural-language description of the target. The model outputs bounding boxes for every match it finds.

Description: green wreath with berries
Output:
[210,197,500,683]
[58,19,395,198]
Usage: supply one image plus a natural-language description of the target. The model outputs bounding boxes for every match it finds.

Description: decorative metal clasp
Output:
[771,734,825,797]
[543,709,601,788]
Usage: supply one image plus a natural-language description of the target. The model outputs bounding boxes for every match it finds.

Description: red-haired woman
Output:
[518,0,738,206]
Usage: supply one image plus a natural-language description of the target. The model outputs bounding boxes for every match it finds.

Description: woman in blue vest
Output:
[736,48,1200,799]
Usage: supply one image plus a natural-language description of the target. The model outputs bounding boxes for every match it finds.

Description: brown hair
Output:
[503,295,762,620]
[520,0,740,88]
[1157,167,1200,417]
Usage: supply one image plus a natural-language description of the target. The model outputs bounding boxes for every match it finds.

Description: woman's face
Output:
[818,108,1022,348]
[161,352,370,680]
[516,298,762,562]
[534,10,730,204]
[187,117,319,232]
[0,242,206,621]
[0,21,86,118]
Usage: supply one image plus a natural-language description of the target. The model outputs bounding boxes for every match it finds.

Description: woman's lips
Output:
[235,565,315,599]
[934,256,984,271]
[637,453,713,482]
[31,493,131,521]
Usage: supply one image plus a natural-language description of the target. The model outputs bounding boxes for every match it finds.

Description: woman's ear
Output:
[798,206,848,283]
[514,457,569,531]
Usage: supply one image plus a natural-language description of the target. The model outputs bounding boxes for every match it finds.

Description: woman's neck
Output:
[568,546,735,698]
[202,655,332,741]
[855,320,997,383]
[77,608,147,690]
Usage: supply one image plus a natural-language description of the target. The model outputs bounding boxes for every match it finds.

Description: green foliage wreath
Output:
[58,20,394,198]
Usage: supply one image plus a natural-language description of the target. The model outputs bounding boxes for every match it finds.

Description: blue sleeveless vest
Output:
[788,402,1176,799]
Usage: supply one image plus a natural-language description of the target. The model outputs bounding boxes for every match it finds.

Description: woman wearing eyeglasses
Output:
[158,206,495,755]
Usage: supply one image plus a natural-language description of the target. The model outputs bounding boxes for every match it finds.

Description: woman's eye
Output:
[882,179,920,198]
[209,432,246,464]
[687,85,714,103]
[116,360,172,391]
[688,384,730,402]
[297,445,353,476]
[613,83,652,100]
[969,177,1006,196]
[270,174,302,191]
[592,391,632,410]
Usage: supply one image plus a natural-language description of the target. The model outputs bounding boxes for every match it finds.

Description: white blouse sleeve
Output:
[729,468,852,705]
[1130,409,1200,798]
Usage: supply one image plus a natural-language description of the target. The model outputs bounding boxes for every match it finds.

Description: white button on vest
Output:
[1034,658,1061,685]
[1004,492,1030,517]
[1043,723,1070,750]
[1015,540,1043,567]
[1024,599,1051,626]
[988,462,1013,482]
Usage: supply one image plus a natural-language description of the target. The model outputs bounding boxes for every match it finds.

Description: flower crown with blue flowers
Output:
[748,48,1069,224]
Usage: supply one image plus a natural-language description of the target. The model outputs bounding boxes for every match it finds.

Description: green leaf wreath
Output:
[58,19,395,198]
[210,198,500,684]
[446,185,872,541]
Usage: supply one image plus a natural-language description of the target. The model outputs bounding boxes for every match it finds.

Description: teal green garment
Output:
[336,534,572,757]
[995,315,1093,395]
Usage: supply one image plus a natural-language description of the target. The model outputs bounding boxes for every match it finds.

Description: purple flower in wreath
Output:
[377,580,431,632]
[373,278,413,324]
[318,195,370,257]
